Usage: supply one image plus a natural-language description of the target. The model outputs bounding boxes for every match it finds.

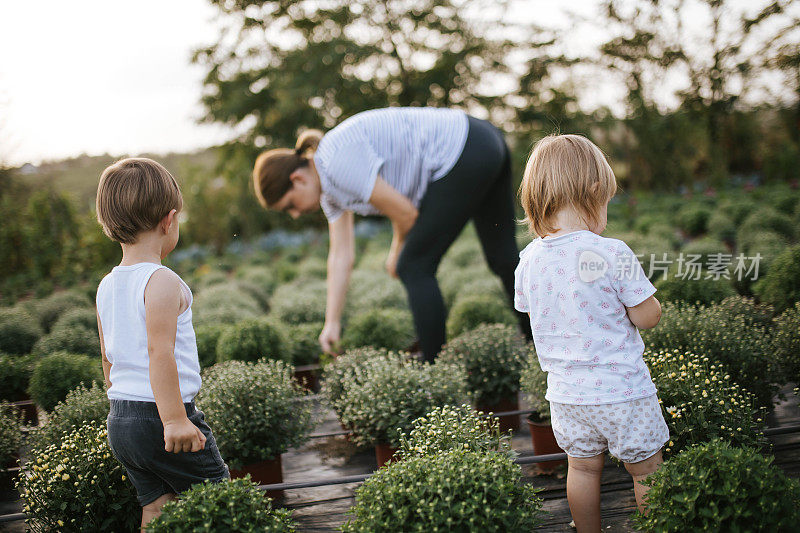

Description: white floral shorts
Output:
[550,394,669,463]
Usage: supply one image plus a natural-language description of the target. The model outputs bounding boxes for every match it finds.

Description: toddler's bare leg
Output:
[567,454,605,533]
[624,450,663,513]
[141,492,176,531]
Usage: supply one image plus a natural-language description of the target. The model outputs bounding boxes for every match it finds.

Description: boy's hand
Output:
[163,417,206,453]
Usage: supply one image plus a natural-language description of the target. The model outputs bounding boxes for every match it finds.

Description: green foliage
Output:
[397,404,510,460]
[270,279,327,325]
[148,477,296,533]
[642,299,779,408]
[645,350,764,457]
[738,207,796,242]
[519,345,549,421]
[285,322,323,366]
[320,347,392,420]
[676,204,712,236]
[197,359,313,469]
[346,270,408,312]
[33,290,92,332]
[236,265,278,302]
[195,323,228,369]
[51,307,98,335]
[446,294,516,339]
[772,303,800,384]
[633,440,800,532]
[193,283,264,328]
[19,423,139,533]
[337,356,468,447]
[32,325,101,359]
[0,307,42,355]
[439,324,526,405]
[216,318,289,364]
[29,382,109,453]
[680,237,728,261]
[0,353,37,402]
[438,265,500,308]
[343,309,416,351]
[342,449,543,532]
[28,352,103,411]
[654,274,736,306]
[718,197,756,223]
[754,245,800,313]
[706,211,736,243]
[0,401,23,467]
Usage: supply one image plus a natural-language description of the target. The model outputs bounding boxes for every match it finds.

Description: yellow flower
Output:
[62,474,70,481]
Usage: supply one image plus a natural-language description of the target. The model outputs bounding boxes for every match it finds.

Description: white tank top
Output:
[96,263,201,402]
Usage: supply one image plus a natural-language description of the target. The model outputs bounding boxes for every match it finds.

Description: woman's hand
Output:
[385,242,400,278]
[319,321,342,355]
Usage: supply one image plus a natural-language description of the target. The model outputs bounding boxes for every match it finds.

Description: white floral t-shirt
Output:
[514,230,658,405]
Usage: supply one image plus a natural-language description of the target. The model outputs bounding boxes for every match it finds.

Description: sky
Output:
[0,0,790,166]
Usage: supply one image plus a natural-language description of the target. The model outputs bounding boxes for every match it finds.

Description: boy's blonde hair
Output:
[96,158,183,244]
[519,134,617,237]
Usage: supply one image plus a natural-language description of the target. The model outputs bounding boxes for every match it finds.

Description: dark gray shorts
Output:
[107,399,229,506]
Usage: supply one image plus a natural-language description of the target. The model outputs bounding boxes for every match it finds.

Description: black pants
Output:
[396,116,533,362]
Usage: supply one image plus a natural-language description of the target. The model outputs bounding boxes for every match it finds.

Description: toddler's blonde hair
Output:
[519,134,617,237]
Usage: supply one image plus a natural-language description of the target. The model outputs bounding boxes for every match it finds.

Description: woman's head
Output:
[519,134,617,237]
[253,129,324,218]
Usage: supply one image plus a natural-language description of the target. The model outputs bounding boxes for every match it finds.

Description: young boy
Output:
[95,158,229,529]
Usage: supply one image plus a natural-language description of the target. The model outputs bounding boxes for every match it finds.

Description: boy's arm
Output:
[96,310,111,389]
[145,269,205,453]
[625,295,662,330]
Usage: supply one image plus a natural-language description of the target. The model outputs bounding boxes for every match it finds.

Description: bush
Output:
[32,325,101,358]
[645,350,764,457]
[235,266,277,308]
[51,308,98,335]
[320,347,392,419]
[33,290,91,332]
[337,356,468,447]
[614,233,676,282]
[718,197,756,223]
[654,275,736,306]
[197,359,313,469]
[148,477,296,532]
[439,324,526,405]
[270,279,327,325]
[216,319,289,364]
[738,207,796,242]
[676,204,711,236]
[754,244,800,313]
[295,256,327,281]
[519,345,549,421]
[737,229,789,273]
[446,294,516,339]
[343,309,416,351]
[439,266,497,308]
[18,423,139,532]
[773,303,800,384]
[680,237,728,261]
[642,300,779,408]
[342,449,543,532]
[29,382,109,453]
[195,323,227,369]
[0,307,42,355]
[633,440,800,532]
[397,404,509,459]
[193,284,263,328]
[285,322,322,366]
[346,270,408,312]
[28,352,103,411]
[0,401,23,467]
[706,211,736,243]
[0,353,37,402]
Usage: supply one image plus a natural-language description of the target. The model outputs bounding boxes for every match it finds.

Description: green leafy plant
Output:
[642,298,779,408]
[342,309,416,351]
[737,207,796,242]
[446,294,516,339]
[320,347,392,419]
[0,307,42,355]
[0,401,23,467]
[147,477,296,532]
[32,325,101,358]
[346,270,408,312]
[337,356,468,447]
[195,323,227,368]
[193,284,263,328]
[519,345,549,421]
[754,244,800,313]
[270,279,327,324]
[51,308,98,335]
[676,204,711,236]
[342,449,543,532]
[33,290,92,332]
[285,322,323,366]
[654,275,735,306]
[397,404,510,459]
[28,352,103,411]
[216,318,289,364]
[773,303,800,384]
[633,440,800,532]
[18,423,139,533]
[197,359,313,469]
[706,211,736,243]
[439,265,499,307]
[645,349,764,457]
[0,353,37,402]
[439,324,526,405]
[29,382,109,453]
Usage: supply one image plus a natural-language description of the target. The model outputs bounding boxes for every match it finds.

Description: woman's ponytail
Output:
[295,129,324,157]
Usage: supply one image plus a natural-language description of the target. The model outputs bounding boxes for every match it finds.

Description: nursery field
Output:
[2,182,800,531]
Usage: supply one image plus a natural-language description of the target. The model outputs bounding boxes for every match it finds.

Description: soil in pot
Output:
[527,413,565,473]
[374,443,398,467]
[229,455,284,499]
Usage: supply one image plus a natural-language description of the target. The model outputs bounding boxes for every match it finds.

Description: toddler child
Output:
[514,135,668,532]
[95,158,229,529]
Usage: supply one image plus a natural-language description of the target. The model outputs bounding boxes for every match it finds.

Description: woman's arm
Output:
[369,176,418,277]
[320,211,355,353]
